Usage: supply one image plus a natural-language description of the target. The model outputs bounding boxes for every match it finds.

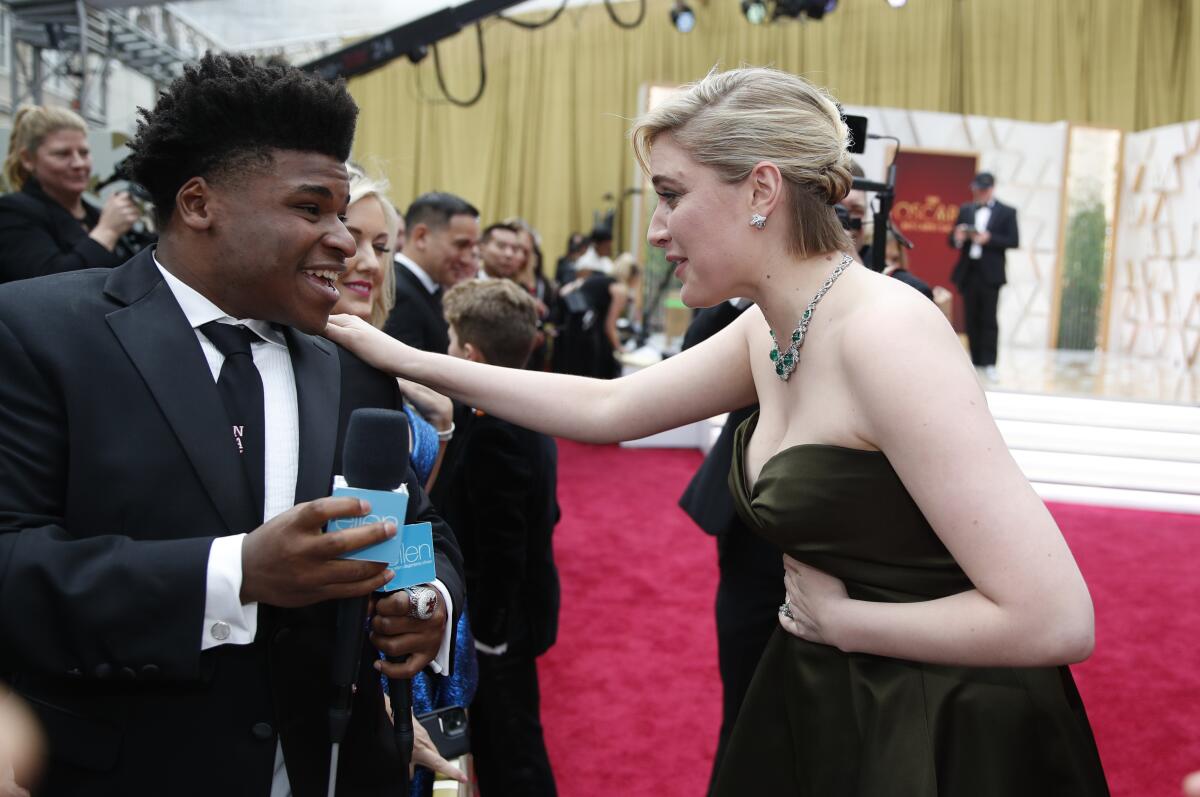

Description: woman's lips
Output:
[342,280,373,298]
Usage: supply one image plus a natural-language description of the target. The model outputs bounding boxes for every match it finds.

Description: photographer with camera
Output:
[0,106,150,285]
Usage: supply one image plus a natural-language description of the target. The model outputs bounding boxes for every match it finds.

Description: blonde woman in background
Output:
[326,67,1109,795]
[505,217,557,370]
[0,106,140,283]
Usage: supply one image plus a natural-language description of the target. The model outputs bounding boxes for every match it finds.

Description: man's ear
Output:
[463,342,487,364]
[409,223,430,251]
[174,177,215,232]
[748,161,785,219]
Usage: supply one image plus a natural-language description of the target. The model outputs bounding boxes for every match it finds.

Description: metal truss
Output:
[6,1,212,125]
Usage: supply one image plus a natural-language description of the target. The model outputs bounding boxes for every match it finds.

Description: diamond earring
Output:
[750,213,767,230]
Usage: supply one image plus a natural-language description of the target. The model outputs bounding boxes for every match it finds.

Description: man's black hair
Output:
[125,52,358,227]
[404,192,479,234]
[481,222,519,243]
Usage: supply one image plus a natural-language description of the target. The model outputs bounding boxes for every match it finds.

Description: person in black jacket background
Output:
[0,105,142,284]
[948,172,1020,378]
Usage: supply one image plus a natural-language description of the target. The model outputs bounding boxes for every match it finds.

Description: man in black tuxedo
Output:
[677,301,781,796]
[0,54,464,796]
[382,192,480,355]
[948,172,1020,377]
[440,280,561,796]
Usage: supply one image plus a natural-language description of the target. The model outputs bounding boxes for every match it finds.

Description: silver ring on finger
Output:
[403,585,439,620]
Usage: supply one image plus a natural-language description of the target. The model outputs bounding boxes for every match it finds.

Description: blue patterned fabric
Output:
[404,404,440,484]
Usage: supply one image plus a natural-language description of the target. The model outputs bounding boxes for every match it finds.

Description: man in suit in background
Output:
[440,279,561,796]
[383,192,480,355]
[0,53,464,796]
[949,171,1020,380]
[678,300,782,797]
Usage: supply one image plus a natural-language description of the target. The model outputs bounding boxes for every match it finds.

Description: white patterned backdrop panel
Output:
[1110,121,1200,380]
[844,106,1066,351]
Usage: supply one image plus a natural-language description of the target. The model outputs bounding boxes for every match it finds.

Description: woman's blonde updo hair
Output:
[3,105,88,192]
[632,66,854,258]
[346,162,400,329]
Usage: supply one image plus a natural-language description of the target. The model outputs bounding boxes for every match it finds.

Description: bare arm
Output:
[790,296,1094,667]
[325,311,759,444]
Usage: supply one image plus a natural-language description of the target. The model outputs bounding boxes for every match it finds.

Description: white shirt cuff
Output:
[425,579,454,675]
[201,534,258,651]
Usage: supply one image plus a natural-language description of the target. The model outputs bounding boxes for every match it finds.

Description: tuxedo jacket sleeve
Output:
[460,417,550,647]
[0,187,124,284]
[0,276,212,679]
[984,202,1019,251]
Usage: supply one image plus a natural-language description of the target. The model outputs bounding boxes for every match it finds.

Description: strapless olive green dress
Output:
[712,413,1109,796]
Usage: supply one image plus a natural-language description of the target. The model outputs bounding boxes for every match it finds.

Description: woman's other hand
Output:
[778,554,848,647]
[89,191,140,250]
[411,712,468,783]
[397,378,453,433]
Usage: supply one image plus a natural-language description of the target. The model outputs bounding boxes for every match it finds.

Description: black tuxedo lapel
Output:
[286,327,340,503]
[103,251,260,532]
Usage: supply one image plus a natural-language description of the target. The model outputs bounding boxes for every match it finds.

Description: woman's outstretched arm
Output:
[325,309,760,444]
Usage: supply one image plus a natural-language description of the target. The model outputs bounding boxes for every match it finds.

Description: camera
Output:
[834,203,861,233]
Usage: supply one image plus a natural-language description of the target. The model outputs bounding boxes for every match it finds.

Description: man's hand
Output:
[952,224,969,246]
[240,497,396,607]
[972,230,991,246]
[369,589,448,678]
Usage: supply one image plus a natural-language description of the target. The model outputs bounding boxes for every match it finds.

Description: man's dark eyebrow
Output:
[294,184,334,199]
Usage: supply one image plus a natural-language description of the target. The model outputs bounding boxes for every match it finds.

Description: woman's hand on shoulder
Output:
[324,313,409,375]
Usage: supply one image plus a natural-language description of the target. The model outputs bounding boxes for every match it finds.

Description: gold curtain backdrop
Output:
[348,0,1198,271]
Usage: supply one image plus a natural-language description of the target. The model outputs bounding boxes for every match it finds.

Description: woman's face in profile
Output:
[24,128,92,200]
[646,135,744,308]
[333,195,391,322]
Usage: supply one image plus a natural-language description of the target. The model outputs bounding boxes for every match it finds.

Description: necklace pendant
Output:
[765,252,851,384]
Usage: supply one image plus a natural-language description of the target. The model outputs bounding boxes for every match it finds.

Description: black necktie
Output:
[200,322,265,521]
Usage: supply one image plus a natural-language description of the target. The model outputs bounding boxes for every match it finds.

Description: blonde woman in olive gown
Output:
[325,67,1109,796]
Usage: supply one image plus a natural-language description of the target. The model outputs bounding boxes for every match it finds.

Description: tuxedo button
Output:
[119,666,137,680]
[140,664,160,678]
[251,722,274,741]
[273,627,291,645]
[210,621,232,641]
[94,663,113,679]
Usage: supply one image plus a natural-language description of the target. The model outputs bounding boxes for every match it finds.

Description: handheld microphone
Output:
[329,408,412,796]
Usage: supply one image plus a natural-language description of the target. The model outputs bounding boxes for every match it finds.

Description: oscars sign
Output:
[891,151,978,329]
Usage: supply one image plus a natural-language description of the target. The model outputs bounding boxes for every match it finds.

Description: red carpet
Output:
[539,440,1200,797]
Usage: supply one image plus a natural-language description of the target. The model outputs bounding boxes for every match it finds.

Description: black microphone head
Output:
[343,408,410,491]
